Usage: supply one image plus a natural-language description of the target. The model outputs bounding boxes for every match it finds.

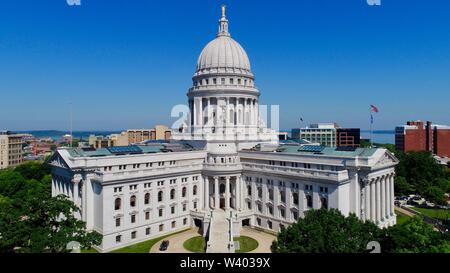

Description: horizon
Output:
[1,0,450,131]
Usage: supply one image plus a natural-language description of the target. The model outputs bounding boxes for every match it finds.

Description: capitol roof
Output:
[64,140,207,158]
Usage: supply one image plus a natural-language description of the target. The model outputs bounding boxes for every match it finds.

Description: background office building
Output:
[292,123,338,147]
[395,120,450,157]
[127,125,172,144]
[336,128,361,148]
[0,131,24,169]
[89,126,173,149]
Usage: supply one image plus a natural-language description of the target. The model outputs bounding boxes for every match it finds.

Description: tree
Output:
[395,151,447,196]
[14,161,51,181]
[423,186,446,205]
[0,163,101,253]
[271,209,382,253]
[381,217,450,253]
[394,176,414,196]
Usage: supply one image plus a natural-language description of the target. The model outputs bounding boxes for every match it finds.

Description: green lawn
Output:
[412,207,449,222]
[109,228,190,253]
[81,248,99,253]
[395,211,411,225]
[183,236,206,253]
[234,236,259,253]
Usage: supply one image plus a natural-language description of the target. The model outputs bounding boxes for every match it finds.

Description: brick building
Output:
[336,128,360,148]
[395,121,450,157]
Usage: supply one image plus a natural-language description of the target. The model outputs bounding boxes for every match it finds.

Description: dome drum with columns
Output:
[173,6,278,148]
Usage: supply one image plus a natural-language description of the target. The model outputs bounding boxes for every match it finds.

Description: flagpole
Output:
[369,107,373,148]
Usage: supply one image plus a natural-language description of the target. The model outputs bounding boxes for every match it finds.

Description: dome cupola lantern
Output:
[218,4,230,37]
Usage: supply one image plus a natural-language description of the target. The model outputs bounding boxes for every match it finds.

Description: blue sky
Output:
[1,0,449,131]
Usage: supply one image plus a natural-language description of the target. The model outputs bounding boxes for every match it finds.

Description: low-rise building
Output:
[292,123,338,147]
[127,125,172,144]
[0,131,24,169]
[395,120,450,157]
[337,128,361,148]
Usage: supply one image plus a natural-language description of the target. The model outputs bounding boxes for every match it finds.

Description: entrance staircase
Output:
[206,210,235,253]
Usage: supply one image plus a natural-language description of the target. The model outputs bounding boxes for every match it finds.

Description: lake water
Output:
[18,130,396,145]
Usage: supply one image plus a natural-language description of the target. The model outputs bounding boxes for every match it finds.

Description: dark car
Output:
[159,240,169,251]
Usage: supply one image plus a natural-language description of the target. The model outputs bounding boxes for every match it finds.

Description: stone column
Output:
[234,176,239,210]
[204,176,210,209]
[365,182,371,221]
[376,178,381,223]
[286,184,292,221]
[243,98,248,126]
[192,99,197,126]
[255,100,259,126]
[199,97,203,126]
[214,176,219,209]
[73,180,79,206]
[240,175,245,210]
[370,179,376,221]
[381,176,385,221]
[225,176,230,209]
[390,175,395,216]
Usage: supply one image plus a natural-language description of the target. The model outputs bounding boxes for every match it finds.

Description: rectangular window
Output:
[159,224,164,232]
[131,214,136,223]
[183,218,187,225]
[145,211,150,220]
[171,206,175,214]
[146,227,151,235]
[159,209,163,217]
[116,235,121,243]
[115,218,121,227]
[131,231,136,239]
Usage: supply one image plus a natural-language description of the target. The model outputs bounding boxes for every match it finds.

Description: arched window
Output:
[130,195,136,207]
[306,194,313,208]
[182,187,187,198]
[293,192,299,205]
[193,185,198,195]
[321,197,328,209]
[144,193,150,205]
[114,198,121,210]
[158,191,163,202]
[170,189,175,200]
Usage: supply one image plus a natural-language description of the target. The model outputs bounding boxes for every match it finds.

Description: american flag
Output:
[370,105,379,113]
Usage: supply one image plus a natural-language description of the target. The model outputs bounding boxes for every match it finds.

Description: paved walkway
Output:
[240,227,277,253]
[395,206,417,217]
[208,210,231,253]
[149,228,201,253]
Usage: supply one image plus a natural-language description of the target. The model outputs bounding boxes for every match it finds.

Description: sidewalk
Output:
[149,228,201,253]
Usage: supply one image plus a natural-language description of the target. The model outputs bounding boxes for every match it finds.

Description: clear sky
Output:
[1,0,449,131]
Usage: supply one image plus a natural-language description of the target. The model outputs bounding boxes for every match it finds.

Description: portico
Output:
[204,175,241,210]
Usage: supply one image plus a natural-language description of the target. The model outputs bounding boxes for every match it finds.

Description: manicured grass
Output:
[81,248,99,253]
[183,236,206,253]
[412,207,449,221]
[395,211,411,225]
[110,228,190,253]
[234,236,259,253]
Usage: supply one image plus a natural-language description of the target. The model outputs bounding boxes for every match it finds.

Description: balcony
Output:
[241,162,349,182]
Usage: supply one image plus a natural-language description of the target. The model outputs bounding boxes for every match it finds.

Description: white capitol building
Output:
[49,6,398,253]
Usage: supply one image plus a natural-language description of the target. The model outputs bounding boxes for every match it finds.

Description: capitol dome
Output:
[196,36,251,72]
[194,6,253,77]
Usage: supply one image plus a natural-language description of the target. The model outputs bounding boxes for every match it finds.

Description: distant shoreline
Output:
[15,129,396,144]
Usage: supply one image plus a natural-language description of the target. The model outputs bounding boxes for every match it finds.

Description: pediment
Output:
[47,152,70,169]
[373,150,399,168]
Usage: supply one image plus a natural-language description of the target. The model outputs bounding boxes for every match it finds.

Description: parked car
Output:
[159,240,169,251]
